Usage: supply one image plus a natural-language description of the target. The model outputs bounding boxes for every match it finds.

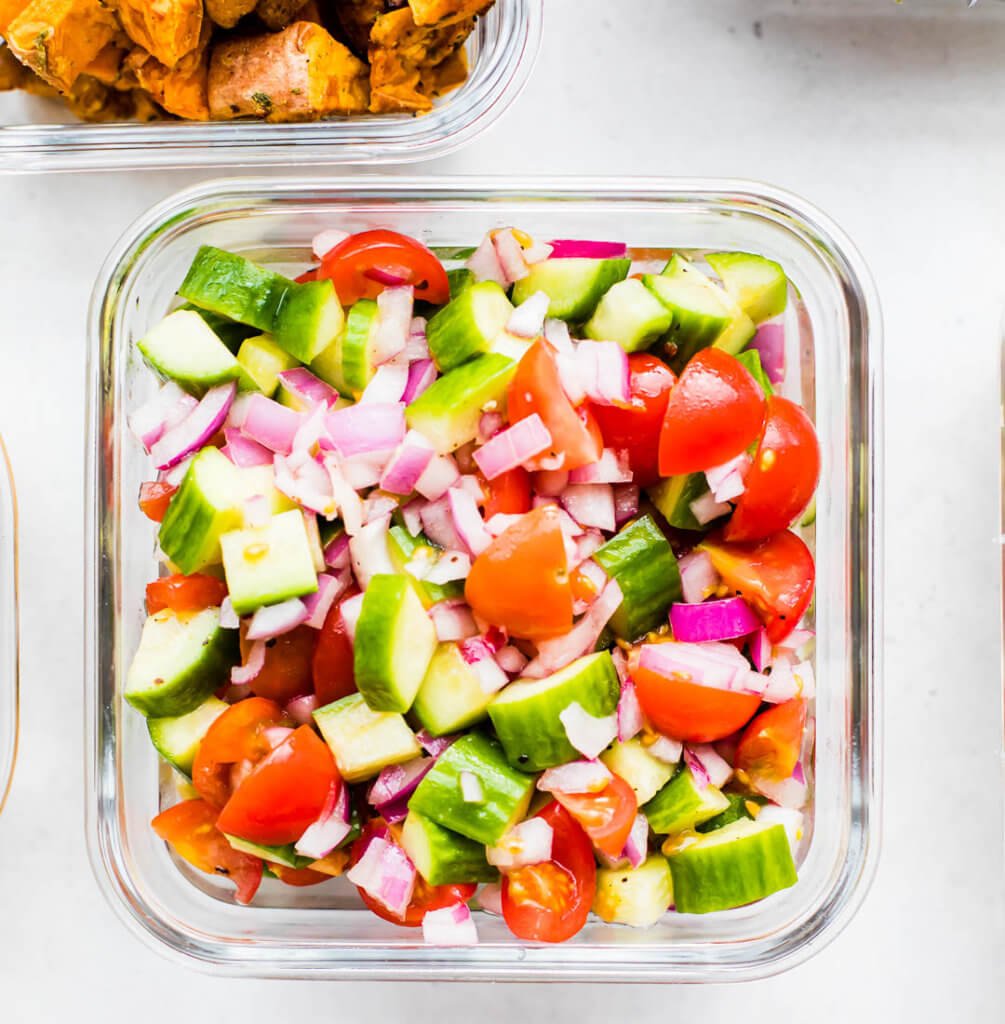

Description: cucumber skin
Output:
[512,258,632,322]
[176,304,259,354]
[447,267,475,299]
[593,515,682,641]
[643,767,730,835]
[272,279,343,364]
[339,299,380,397]
[705,252,788,324]
[735,349,774,397]
[400,810,498,886]
[584,278,674,353]
[386,526,463,607]
[646,474,709,532]
[426,282,513,373]
[488,652,621,772]
[408,732,535,845]
[411,642,494,737]
[696,792,756,834]
[146,696,228,777]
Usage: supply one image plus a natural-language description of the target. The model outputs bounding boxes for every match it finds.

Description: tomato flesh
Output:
[736,699,806,784]
[312,592,359,706]
[145,573,227,615]
[138,480,176,523]
[239,623,317,704]
[553,774,638,859]
[482,466,532,518]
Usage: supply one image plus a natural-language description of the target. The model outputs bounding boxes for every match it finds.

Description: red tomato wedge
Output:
[482,466,532,518]
[145,573,227,615]
[590,353,676,487]
[553,774,638,859]
[152,798,263,905]
[216,726,340,846]
[138,480,176,523]
[318,229,450,305]
[658,348,765,475]
[239,623,317,704]
[501,802,596,943]
[312,591,359,706]
[465,505,573,640]
[700,531,815,644]
[725,396,820,542]
[508,340,604,472]
[736,699,807,784]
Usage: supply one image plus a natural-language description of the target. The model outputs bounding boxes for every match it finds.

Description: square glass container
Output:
[0,2,540,174]
[85,177,882,982]
[0,436,17,816]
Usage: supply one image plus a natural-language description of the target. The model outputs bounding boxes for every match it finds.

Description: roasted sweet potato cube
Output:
[127,26,209,120]
[256,0,309,31]
[0,0,28,35]
[81,32,131,86]
[204,0,256,29]
[5,0,119,92]
[407,0,493,27]
[115,0,203,68]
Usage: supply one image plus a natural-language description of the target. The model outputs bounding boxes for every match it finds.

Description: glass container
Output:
[0,435,18,816]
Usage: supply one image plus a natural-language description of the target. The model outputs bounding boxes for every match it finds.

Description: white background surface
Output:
[0,1,1003,1019]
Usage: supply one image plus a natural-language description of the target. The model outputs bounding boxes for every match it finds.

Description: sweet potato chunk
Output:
[407,0,493,27]
[208,20,368,122]
[127,23,209,119]
[256,0,310,31]
[333,0,384,58]
[5,0,119,92]
[115,0,202,68]
[81,32,130,86]
[204,0,256,29]
[0,0,28,35]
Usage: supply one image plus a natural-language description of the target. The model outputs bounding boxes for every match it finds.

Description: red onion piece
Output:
[323,531,350,570]
[364,265,410,287]
[150,381,236,470]
[669,597,761,643]
[466,234,507,286]
[543,318,574,354]
[495,644,528,675]
[429,600,478,641]
[422,902,479,946]
[302,571,350,629]
[222,427,273,468]
[416,730,458,757]
[560,482,616,532]
[648,735,683,764]
[130,381,196,452]
[537,759,612,795]
[420,494,464,550]
[507,291,550,338]
[339,592,364,643]
[415,452,460,501]
[705,453,751,504]
[447,487,492,556]
[312,228,350,260]
[240,393,304,456]
[277,368,339,410]
[345,836,416,920]
[776,627,815,652]
[478,883,504,915]
[372,286,414,366]
[547,239,628,259]
[569,448,633,485]
[690,490,732,526]
[400,499,424,538]
[473,413,552,481]
[748,628,773,672]
[326,403,406,458]
[361,356,410,405]
[295,782,351,859]
[613,483,640,526]
[685,744,733,789]
[754,772,808,810]
[622,813,649,869]
[231,639,266,684]
[159,454,194,488]
[485,512,524,537]
[492,229,529,284]
[617,680,644,743]
[402,358,437,404]
[246,597,310,641]
[559,702,618,760]
[748,321,786,384]
[574,341,631,407]
[638,640,754,693]
[678,551,720,605]
[486,818,554,871]
[369,756,433,809]
[459,637,509,694]
[379,432,434,495]
[424,550,472,586]
[285,693,319,725]
[523,240,553,264]
[219,597,239,630]
[349,514,394,589]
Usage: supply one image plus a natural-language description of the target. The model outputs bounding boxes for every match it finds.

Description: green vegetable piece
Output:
[147,696,228,777]
[412,642,495,737]
[512,258,631,322]
[646,473,713,532]
[644,765,730,835]
[735,348,774,397]
[584,278,674,352]
[237,334,300,397]
[400,810,498,886]
[427,281,514,373]
[601,738,677,805]
[705,251,788,324]
[593,855,674,927]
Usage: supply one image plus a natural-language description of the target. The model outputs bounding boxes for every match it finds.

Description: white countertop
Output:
[1,1,1003,1019]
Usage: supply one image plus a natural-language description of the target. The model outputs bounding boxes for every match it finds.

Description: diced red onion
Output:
[222,428,273,468]
[617,680,644,743]
[447,487,493,556]
[361,357,410,405]
[495,644,528,675]
[466,234,507,286]
[754,772,808,810]
[295,782,351,859]
[485,513,524,537]
[372,286,413,366]
[749,321,786,384]
[757,805,805,853]
[323,531,350,570]
[459,771,485,804]
[456,473,484,503]
[130,382,197,452]
[362,493,399,526]
[159,454,194,488]
[422,902,479,946]
[685,744,733,789]
[486,818,554,871]
[492,229,529,284]
[705,453,751,504]
[402,359,437,404]
[579,341,631,407]
[638,641,753,693]
[231,639,266,684]
[302,571,350,629]
[416,730,457,757]
[225,392,253,430]
[459,637,509,694]
[430,600,478,641]
[219,597,239,630]
[415,453,460,501]
[420,495,464,550]
[670,597,761,644]
[400,499,424,538]
[690,490,732,526]
[477,411,504,444]
[523,240,553,264]
[684,747,712,789]
[559,702,618,760]
[150,382,236,470]
[247,597,310,641]
[792,660,815,699]
[339,450,392,492]
[569,448,632,485]
[369,756,433,809]
[406,317,429,359]
[285,693,320,725]
[678,551,720,605]
[425,550,472,586]
[345,837,416,920]
[776,627,815,652]
[277,368,339,410]
[532,495,559,511]
[349,514,394,588]
[648,734,683,764]
[478,883,504,915]
[275,453,337,519]
[339,592,364,643]
[538,759,612,795]
[560,482,616,532]
[240,393,303,456]
[312,228,350,260]
[576,559,608,598]
[613,483,640,526]
[749,628,773,672]
[623,813,649,869]
[547,240,628,259]
[507,291,550,339]
[326,403,406,459]
[242,493,270,528]
[543,318,574,355]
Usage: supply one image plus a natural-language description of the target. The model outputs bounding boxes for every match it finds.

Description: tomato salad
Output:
[124,227,818,944]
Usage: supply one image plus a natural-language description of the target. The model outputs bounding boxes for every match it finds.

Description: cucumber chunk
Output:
[147,695,228,777]
[668,819,797,914]
[412,642,495,736]
[644,765,730,835]
[272,278,344,364]
[125,607,238,718]
[593,515,681,641]
[311,298,379,397]
[427,281,514,373]
[219,509,319,615]
[313,692,421,783]
[176,303,259,353]
[354,574,437,713]
[400,810,498,885]
[593,855,674,928]
[406,353,517,454]
[512,258,631,322]
[386,525,463,607]
[159,447,245,574]
[646,473,710,532]
[137,309,250,395]
[488,652,620,771]
[447,267,475,299]
[584,278,674,352]
[408,732,536,845]
[236,334,300,397]
[695,792,757,834]
[601,738,676,805]
[705,251,788,324]
[735,348,774,397]
[224,835,313,869]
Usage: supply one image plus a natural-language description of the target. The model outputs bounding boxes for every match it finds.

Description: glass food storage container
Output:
[0,435,18,817]
[85,177,882,982]
[0,1,541,174]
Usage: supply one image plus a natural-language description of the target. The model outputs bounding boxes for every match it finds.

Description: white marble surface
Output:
[1,0,1003,1019]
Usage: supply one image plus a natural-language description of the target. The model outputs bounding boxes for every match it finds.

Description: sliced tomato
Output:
[552,774,638,859]
[700,531,815,644]
[724,396,820,542]
[736,699,807,784]
[590,353,676,487]
[217,726,340,846]
[508,340,604,472]
[318,229,449,305]
[312,591,359,706]
[191,697,284,808]
[658,348,765,475]
[237,623,317,704]
[138,480,176,523]
[634,667,761,743]
[465,505,573,640]
[271,864,333,887]
[151,798,263,905]
[295,267,319,284]
[482,466,532,518]
[145,573,228,615]
[501,802,596,943]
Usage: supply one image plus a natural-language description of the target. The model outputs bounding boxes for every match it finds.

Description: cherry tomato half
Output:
[552,774,638,859]
[312,591,359,706]
[634,667,761,743]
[145,573,228,615]
[735,699,807,785]
[482,466,532,518]
[138,480,176,523]
[239,623,317,705]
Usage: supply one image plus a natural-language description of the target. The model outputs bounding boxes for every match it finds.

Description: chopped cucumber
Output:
[695,792,757,834]
[800,498,817,528]
[593,515,681,641]
[447,267,475,299]
[735,348,774,397]
[584,278,673,352]
[601,738,676,805]
[488,652,620,771]
[313,692,421,783]
[125,607,238,718]
[158,447,244,574]
[176,303,258,353]
[512,258,631,322]
[593,855,674,928]
[412,642,495,736]
[236,334,299,397]
[646,473,710,532]
[705,251,788,324]
[219,509,319,615]
[137,309,250,395]
[427,281,513,373]
[147,695,228,777]
[353,574,437,713]
[668,819,797,914]
[224,835,313,869]
[386,525,463,607]
[644,765,730,835]
[400,810,498,885]
[272,278,344,364]
[409,732,536,845]
[406,353,517,453]
[319,298,380,398]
